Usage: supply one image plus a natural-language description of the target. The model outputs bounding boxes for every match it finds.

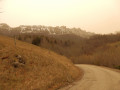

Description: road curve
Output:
[60,64,120,90]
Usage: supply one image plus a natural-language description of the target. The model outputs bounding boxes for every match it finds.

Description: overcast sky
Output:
[0,0,120,34]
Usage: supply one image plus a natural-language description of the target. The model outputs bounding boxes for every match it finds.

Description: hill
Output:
[16,34,86,57]
[1,23,120,70]
[0,23,94,38]
[72,36,120,69]
[13,33,120,69]
[0,35,81,90]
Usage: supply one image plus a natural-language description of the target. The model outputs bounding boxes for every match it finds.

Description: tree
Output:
[32,37,41,46]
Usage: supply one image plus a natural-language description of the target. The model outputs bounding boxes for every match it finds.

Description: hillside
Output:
[0,23,94,38]
[72,41,120,69]
[1,23,120,70]
[13,33,120,69]
[0,35,81,90]
[16,34,86,57]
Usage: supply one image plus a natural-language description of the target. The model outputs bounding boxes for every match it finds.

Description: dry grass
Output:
[72,42,120,69]
[0,35,81,90]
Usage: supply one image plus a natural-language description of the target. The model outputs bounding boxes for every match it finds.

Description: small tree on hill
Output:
[32,37,41,46]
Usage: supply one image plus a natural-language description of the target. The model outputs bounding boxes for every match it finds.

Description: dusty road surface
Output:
[60,64,120,90]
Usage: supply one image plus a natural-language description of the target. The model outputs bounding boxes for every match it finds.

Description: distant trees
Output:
[1,23,119,69]
[64,41,71,47]
[14,33,120,69]
[16,33,120,58]
[0,23,10,29]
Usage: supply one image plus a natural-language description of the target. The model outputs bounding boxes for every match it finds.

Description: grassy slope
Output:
[0,35,80,90]
[72,41,120,69]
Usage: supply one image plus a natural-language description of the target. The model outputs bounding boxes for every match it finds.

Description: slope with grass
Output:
[0,35,81,90]
[14,33,120,69]
[72,41,120,69]
[15,33,120,69]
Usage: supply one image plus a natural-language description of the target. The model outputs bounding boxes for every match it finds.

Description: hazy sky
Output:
[0,0,120,34]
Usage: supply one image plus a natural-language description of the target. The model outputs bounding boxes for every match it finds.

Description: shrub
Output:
[32,37,41,46]
[115,66,120,69]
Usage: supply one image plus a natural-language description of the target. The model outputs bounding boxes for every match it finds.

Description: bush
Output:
[115,66,120,69]
[32,37,41,46]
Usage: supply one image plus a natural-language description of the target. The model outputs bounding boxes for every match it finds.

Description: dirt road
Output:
[60,64,120,90]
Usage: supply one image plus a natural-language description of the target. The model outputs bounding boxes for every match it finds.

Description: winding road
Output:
[60,64,120,90]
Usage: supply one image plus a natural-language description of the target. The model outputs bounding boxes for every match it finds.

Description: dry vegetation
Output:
[18,34,120,69]
[1,23,120,69]
[71,35,120,69]
[72,42,120,68]
[0,35,81,90]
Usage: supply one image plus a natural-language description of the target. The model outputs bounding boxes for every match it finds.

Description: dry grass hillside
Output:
[0,35,81,90]
[13,33,120,69]
[72,42,120,69]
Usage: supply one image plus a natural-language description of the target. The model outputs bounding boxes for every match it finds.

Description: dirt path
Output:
[60,64,120,90]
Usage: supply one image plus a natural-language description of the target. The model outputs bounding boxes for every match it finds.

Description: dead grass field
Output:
[0,35,81,90]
